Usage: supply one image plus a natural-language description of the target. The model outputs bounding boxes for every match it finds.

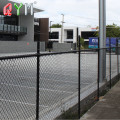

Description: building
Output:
[49,27,97,44]
[79,27,97,46]
[0,0,50,53]
[0,0,43,42]
[34,18,49,42]
[49,27,77,43]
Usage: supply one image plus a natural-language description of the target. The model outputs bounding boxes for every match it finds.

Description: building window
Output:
[67,30,73,39]
[81,31,96,39]
[0,14,18,25]
[0,34,18,41]
[49,32,59,39]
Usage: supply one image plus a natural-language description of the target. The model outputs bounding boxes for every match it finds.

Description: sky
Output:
[12,0,120,28]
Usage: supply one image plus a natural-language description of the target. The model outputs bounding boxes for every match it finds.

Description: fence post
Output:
[78,35,81,119]
[36,41,40,120]
[97,37,100,101]
[116,38,119,80]
[109,38,112,89]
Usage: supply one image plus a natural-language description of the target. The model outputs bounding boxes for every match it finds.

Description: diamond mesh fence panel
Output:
[1,48,119,120]
[80,51,98,99]
[0,57,37,120]
[111,53,118,78]
[106,51,110,81]
[119,55,120,74]
[106,47,120,87]
[39,53,78,119]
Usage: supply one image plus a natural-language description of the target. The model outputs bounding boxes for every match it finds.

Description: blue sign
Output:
[89,37,117,49]
[118,40,120,44]
[89,37,98,48]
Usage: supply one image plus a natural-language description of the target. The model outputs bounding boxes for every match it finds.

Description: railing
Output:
[0,24,27,35]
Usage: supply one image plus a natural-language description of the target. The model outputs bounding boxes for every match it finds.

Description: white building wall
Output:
[79,27,92,36]
[49,27,97,43]
[73,27,77,43]
[49,27,77,43]
[49,28,61,42]
[63,27,77,43]
[79,27,96,42]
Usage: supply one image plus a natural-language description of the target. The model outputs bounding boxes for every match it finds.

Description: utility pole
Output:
[103,0,106,79]
[49,21,53,52]
[99,0,106,82]
[61,14,64,43]
[50,21,53,39]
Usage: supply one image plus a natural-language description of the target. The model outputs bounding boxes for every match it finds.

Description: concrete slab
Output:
[81,80,120,120]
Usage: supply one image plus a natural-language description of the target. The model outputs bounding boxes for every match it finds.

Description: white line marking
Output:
[18,76,78,84]
[0,99,48,108]
[81,82,90,85]
[1,83,35,89]
[41,78,78,84]
[1,83,74,94]
[40,88,73,94]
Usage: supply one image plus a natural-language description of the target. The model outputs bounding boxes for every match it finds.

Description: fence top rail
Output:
[0,47,119,60]
[40,51,78,56]
[0,54,37,60]
[40,46,120,56]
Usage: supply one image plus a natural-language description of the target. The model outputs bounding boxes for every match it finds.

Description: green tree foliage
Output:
[95,23,120,37]
[80,37,84,47]
[51,24,62,28]
[77,37,85,49]
[106,24,120,37]
[80,37,85,49]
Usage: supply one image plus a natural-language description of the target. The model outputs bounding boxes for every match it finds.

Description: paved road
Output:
[0,52,119,120]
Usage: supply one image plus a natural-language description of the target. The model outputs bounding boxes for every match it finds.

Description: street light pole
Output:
[61,14,64,43]
[49,21,53,52]
[103,0,106,79]
[99,0,106,82]
[50,21,53,39]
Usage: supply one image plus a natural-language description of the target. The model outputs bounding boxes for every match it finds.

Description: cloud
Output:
[34,0,99,27]
[11,0,120,27]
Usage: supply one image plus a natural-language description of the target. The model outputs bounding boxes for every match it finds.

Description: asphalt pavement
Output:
[0,53,119,120]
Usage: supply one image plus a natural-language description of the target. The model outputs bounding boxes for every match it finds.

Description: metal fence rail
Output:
[0,42,120,120]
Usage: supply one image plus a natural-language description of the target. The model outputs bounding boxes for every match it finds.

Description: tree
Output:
[51,24,62,28]
[95,23,120,37]
[77,37,85,49]
[106,24,120,37]
[80,37,84,47]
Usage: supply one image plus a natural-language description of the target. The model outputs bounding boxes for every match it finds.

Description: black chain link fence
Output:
[1,56,37,120]
[39,53,78,119]
[0,42,120,120]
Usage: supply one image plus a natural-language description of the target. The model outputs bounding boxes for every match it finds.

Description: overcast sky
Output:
[13,0,120,27]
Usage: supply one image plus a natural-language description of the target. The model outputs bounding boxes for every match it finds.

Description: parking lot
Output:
[0,52,119,120]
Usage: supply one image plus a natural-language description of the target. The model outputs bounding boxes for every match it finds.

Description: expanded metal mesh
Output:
[0,57,37,120]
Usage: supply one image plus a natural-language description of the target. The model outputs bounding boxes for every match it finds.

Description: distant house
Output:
[49,27,77,43]
[49,27,97,44]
